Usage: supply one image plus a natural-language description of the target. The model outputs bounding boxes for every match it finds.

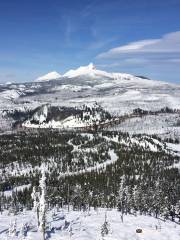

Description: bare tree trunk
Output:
[37,207,40,227]
[68,184,70,212]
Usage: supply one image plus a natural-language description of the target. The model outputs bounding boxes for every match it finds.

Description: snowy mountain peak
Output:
[88,62,96,70]
[35,71,61,82]
[63,63,112,78]
[63,62,143,81]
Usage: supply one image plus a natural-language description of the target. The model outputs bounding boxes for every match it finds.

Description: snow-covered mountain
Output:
[35,71,61,82]
[0,63,179,134]
[64,62,109,78]
[1,64,180,240]
[63,62,133,80]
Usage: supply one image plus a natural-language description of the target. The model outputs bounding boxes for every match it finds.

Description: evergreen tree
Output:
[101,212,110,239]
[31,186,40,227]
[117,176,126,222]
[39,164,47,240]
[8,219,17,237]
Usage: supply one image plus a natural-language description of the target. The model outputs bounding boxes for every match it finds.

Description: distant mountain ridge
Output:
[35,71,61,82]
[0,63,179,134]
[35,63,143,81]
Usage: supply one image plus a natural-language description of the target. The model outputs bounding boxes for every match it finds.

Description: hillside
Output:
[0,64,179,135]
[0,65,179,240]
[0,208,180,240]
[0,130,179,217]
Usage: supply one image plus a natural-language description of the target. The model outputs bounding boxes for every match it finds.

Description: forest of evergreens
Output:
[0,129,179,221]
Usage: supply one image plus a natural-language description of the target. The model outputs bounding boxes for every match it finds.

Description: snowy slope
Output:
[35,71,61,82]
[64,62,134,80]
[22,103,111,129]
[0,208,180,240]
[110,113,180,140]
[0,63,180,132]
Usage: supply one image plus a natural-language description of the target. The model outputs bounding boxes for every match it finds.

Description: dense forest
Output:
[0,129,179,221]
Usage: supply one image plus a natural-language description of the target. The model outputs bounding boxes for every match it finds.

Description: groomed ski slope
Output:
[0,208,180,240]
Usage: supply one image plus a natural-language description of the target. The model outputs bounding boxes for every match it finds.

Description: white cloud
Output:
[109,39,160,52]
[97,31,180,58]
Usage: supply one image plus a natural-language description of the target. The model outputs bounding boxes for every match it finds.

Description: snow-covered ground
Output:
[0,208,179,240]
[0,133,173,181]
[0,63,180,132]
[110,114,180,140]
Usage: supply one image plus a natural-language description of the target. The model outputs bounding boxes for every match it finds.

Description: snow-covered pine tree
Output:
[124,185,131,214]
[11,190,18,215]
[19,223,28,238]
[101,212,110,239]
[117,176,125,222]
[31,186,40,227]
[132,185,138,215]
[39,164,47,240]
[8,219,17,237]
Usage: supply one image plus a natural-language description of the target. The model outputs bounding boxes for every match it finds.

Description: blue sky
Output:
[0,0,180,83]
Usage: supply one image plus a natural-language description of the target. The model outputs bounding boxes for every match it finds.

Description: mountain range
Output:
[0,63,179,137]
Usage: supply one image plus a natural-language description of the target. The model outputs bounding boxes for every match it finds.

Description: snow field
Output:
[0,208,179,240]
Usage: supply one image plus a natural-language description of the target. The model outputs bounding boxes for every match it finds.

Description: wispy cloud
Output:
[88,37,117,50]
[61,15,75,47]
[65,18,73,46]
[97,57,180,69]
[97,31,180,58]
[95,31,180,83]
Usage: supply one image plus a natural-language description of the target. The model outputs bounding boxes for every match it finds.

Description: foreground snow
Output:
[0,208,179,240]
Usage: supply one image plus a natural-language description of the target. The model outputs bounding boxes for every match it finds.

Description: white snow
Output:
[35,71,61,82]
[166,143,180,157]
[22,104,105,129]
[33,105,48,124]
[0,208,179,240]
[0,89,23,100]
[52,84,91,92]
[63,63,134,80]
[110,114,180,140]
[0,64,180,133]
